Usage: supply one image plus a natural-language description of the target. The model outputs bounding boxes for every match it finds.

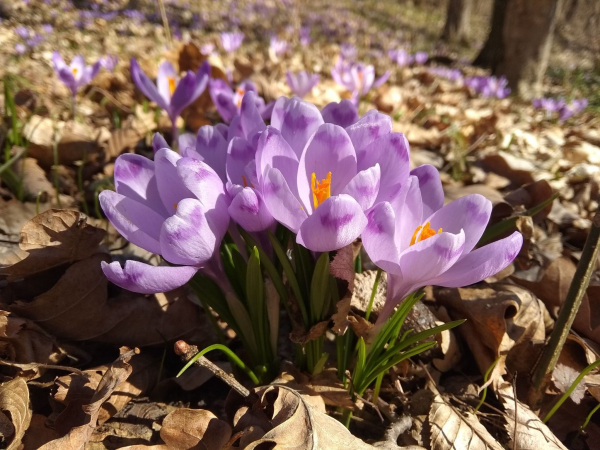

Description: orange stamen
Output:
[410,222,442,246]
[173,203,178,210]
[242,175,248,187]
[168,76,176,95]
[72,68,78,76]
[236,88,245,107]
[311,172,332,209]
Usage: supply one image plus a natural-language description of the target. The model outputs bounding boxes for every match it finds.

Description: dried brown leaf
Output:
[160,408,232,450]
[12,157,54,199]
[330,245,355,335]
[290,321,328,345]
[428,395,503,450]
[0,377,32,450]
[103,128,142,162]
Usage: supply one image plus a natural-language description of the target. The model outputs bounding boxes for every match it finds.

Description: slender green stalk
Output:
[365,268,382,322]
[543,358,600,423]
[475,356,500,412]
[372,372,384,403]
[529,210,600,410]
[0,147,25,175]
[177,343,260,385]
[580,402,600,431]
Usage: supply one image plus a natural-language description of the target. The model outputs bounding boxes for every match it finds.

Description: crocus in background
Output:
[220,31,244,53]
[465,75,510,99]
[100,54,118,72]
[269,36,289,57]
[558,98,588,122]
[200,42,215,55]
[52,52,101,115]
[130,58,210,143]
[340,43,357,61]
[331,60,390,105]
[299,26,311,46]
[430,67,463,82]
[363,165,523,323]
[256,97,411,251]
[388,48,412,67]
[209,78,273,124]
[286,71,319,98]
[414,51,428,65]
[99,149,230,294]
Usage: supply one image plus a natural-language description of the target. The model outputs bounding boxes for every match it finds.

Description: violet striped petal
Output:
[209,78,237,123]
[255,126,299,190]
[362,201,401,273]
[228,187,275,232]
[240,91,266,138]
[195,125,228,181]
[101,260,198,294]
[391,176,424,253]
[341,164,381,210]
[270,97,324,158]
[170,70,206,120]
[152,132,169,153]
[154,148,194,215]
[411,164,444,219]
[321,100,359,128]
[262,167,307,234]
[130,58,169,111]
[346,110,393,155]
[226,137,256,187]
[296,194,367,252]
[157,61,177,106]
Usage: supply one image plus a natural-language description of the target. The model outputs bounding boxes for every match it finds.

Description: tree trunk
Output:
[441,0,473,42]
[473,0,508,69]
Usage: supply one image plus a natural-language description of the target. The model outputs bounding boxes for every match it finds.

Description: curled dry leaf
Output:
[12,157,54,200]
[496,383,568,450]
[330,245,356,335]
[39,347,137,450]
[0,209,105,281]
[160,408,232,450]
[428,395,503,450]
[0,377,32,450]
[238,385,376,449]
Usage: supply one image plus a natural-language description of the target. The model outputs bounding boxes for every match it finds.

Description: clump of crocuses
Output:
[52,52,101,115]
[332,58,389,105]
[533,97,587,122]
[464,75,510,99]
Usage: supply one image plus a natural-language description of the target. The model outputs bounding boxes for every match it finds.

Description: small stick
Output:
[174,340,251,398]
[157,0,173,47]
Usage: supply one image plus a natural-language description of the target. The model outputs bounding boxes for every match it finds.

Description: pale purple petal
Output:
[178,133,197,157]
[227,114,245,141]
[429,232,523,287]
[113,154,168,217]
[255,126,299,190]
[270,97,324,158]
[130,58,169,111]
[160,198,219,266]
[262,167,307,233]
[52,51,67,72]
[341,164,380,210]
[321,100,359,128]
[209,78,237,123]
[69,55,86,82]
[79,61,101,86]
[154,148,193,215]
[157,61,177,106]
[296,194,367,252]
[346,110,393,155]
[297,124,357,214]
[228,187,275,232]
[101,260,198,294]
[373,70,390,89]
[226,137,256,186]
[170,69,207,120]
[195,125,228,181]
[99,190,163,254]
[427,194,492,255]
[362,201,401,272]
[391,176,424,253]
[152,133,169,153]
[411,164,444,219]
[240,91,266,138]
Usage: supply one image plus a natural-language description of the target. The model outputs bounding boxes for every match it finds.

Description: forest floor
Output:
[0,0,600,449]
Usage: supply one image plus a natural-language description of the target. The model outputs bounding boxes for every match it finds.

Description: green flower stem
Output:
[365,268,382,322]
[580,402,600,431]
[475,356,500,412]
[177,343,260,385]
[529,209,600,410]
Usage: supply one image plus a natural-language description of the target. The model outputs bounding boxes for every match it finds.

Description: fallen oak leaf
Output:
[160,408,232,450]
[38,347,138,450]
[0,377,32,450]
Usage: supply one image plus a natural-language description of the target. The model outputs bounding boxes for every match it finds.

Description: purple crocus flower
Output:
[201,42,215,55]
[340,43,357,61]
[480,76,510,99]
[430,67,463,82]
[363,166,523,323]
[256,97,410,252]
[99,146,230,294]
[269,36,289,56]
[559,98,588,122]
[388,49,412,67]
[130,58,210,126]
[414,51,428,65]
[286,71,320,98]
[100,54,118,72]
[209,78,273,124]
[15,43,27,55]
[299,26,311,46]
[52,52,101,97]
[331,60,390,105]
[15,26,30,39]
[42,24,53,34]
[221,32,244,53]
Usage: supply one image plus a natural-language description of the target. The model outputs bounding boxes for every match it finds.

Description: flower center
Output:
[410,222,442,246]
[236,88,245,107]
[72,67,78,76]
[311,172,331,209]
[168,76,176,95]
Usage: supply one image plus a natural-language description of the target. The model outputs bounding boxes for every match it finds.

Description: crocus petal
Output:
[57,67,77,95]
[227,115,245,141]
[260,100,275,121]
[270,97,324,158]
[399,230,465,287]
[391,176,424,253]
[360,65,375,95]
[429,232,523,288]
[52,51,67,72]
[226,137,256,187]
[296,194,367,252]
[362,202,401,273]
[79,61,101,86]
[195,125,228,181]
[170,70,207,120]
[69,55,86,81]
[157,61,178,106]
[240,91,266,138]
[99,190,163,254]
[346,110,393,155]
[321,100,359,128]
[357,132,410,203]
[411,164,444,219]
[152,133,169,153]
[427,194,492,255]
[113,153,168,217]
[101,260,198,294]
[228,187,275,232]
[262,167,307,234]
[130,58,169,111]
[373,70,390,89]
[209,78,237,123]
[160,198,219,266]
[178,133,197,157]
[154,148,193,215]
[298,123,357,213]
[255,126,299,190]
[341,164,380,210]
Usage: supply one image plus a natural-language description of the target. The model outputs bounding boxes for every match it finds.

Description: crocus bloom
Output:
[363,165,523,323]
[99,148,230,294]
[209,79,273,124]
[388,49,412,67]
[269,36,289,56]
[130,58,210,125]
[340,43,357,61]
[100,54,118,72]
[286,71,320,98]
[52,52,101,97]
[430,67,462,82]
[414,51,428,65]
[201,43,215,55]
[558,98,588,122]
[331,60,390,105]
[256,97,410,252]
[221,32,244,53]
[15,26,30,39]
[299,26,311,46]
[465,75,510,99]
[15,43,27,55]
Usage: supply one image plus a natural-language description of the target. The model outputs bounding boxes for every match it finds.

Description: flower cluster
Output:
[101,94,522,320]
[331,53,390,105]
[429,67,463,82]
[14,25,52,55]
[388,49,429,67]
[532,97,588,122]
[464,75,510,99]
